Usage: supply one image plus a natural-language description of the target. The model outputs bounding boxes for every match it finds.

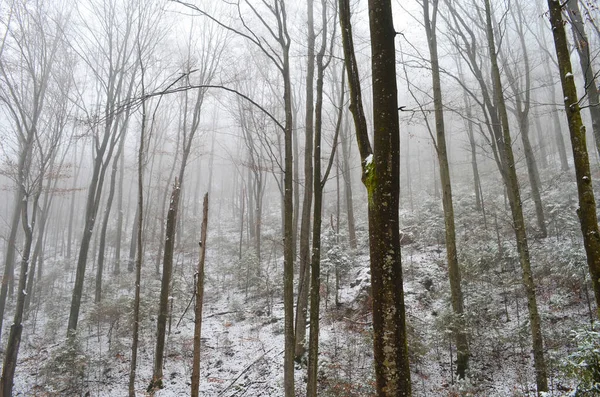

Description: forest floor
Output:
[3,172,597,396]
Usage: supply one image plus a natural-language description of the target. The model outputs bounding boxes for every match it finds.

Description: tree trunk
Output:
[534,114,549,170]
[340,0,412,394]
[504,5,547,238]
[67,145,81,260]
[547,0,600,320]
[0,190,39,396]
[25,168,56,312]
[0,191,23,345]
[128,203,139,273]
[149,179,181,390]
[484,0,548,392]
[155,133,180,275]
[423,0,469,379]
[307,9,338,392]
[114,140,125,275]
[95,138,125,302]
[340,114,357,249]
[129,64,147,397]
[567,0,600,160]
[191,193,209,397]
[295,0,316,362]
[282,24,296,397]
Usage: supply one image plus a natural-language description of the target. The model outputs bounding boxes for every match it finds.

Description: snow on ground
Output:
[3,205,595,396]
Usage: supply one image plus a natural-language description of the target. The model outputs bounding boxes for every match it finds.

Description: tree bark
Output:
[423,0,469,379]
[191,193,209,397]
[129,59,147,397]
[114,135,126,275]
[340,0,411,394]
[547,0,600,320]
[307,8,339,391]
[567,0,600,160]
[295,0,315,362]
[340,114,357,249]
[0,192,23,345]
[95,135,125,302]
[484,0,548,392]
[0,193,38,397]
[149,178,181,390]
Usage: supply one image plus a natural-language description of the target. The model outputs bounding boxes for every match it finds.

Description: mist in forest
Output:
[0,0,598,396]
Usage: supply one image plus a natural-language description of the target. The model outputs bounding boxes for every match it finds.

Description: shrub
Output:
[561,326,600,396]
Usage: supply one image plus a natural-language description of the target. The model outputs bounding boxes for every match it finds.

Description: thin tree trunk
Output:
[536,9,570,171]
[0,192,23,345]
[295,0,316,361]
[191,193,209,397]
[504,6,547,237]
[282,21,296,397]
[340,114,357,249]
[0,190,39,396]
[423,0,469,378]
[534,114,549,170]
[149,178,181,390]
[155,133,180,275]
[25,166,57,311]
[307,10,339,391]
[96,137,125,302]
[114,140,125,275]
[128,204,140,273]
[67,144,83,260]
[567,0,600,160]
[129,59,147,397]
[484,0,548,392]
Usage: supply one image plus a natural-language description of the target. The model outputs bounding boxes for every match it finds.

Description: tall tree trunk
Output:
[66,145,80,260]
[128,203,140,273]
[96,137,125,302]
[484,0,548,392]
[295,0,316,361]
[535,1,570,171]
[340,114,357,249]
[534,114,549,170]
[307,10,339,391]
[0,192,23,345]
[567,0,600,160]
[149,179,181,390]
[423,0,469,379]
[25,165,57,311]
[114,140,126,275]
[340,0,412,394]
[0,191,39,396]
[466,113,482,211]
[191,193,209,397]
[282,21,296,397]
[129,61,147,397]
[293,100,301,258]
[547,0,600,320]
[155,133,180,275]
[504,5,547,238]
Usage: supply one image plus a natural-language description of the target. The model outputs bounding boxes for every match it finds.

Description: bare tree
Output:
[0,0,69,346]
[150,15,227,390]
[421,0,469,379]
[0,3,72,391]
[191,193,209,397]
[170,2,297,393]
[67,0,142,335]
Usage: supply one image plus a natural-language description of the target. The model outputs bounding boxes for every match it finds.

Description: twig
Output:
[217,347,279,396]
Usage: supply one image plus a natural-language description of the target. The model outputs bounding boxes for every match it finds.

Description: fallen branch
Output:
[217,347,279,396]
